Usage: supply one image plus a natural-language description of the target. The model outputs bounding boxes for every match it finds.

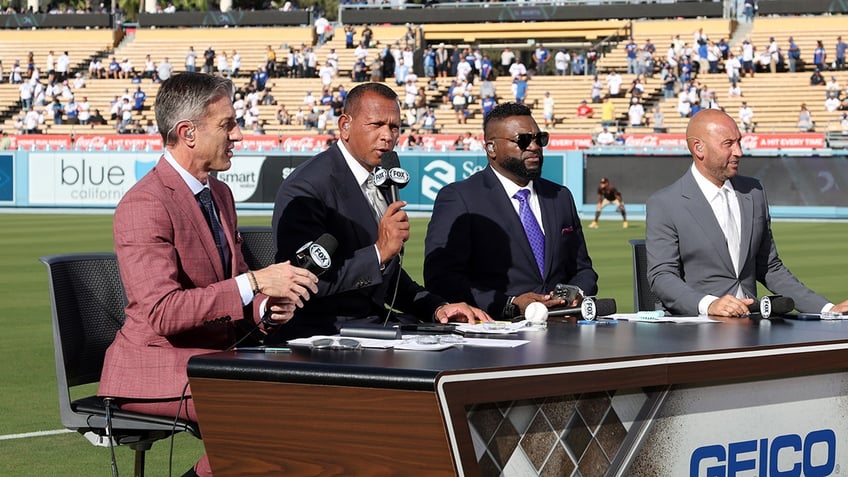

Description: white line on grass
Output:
[0,429,73,440]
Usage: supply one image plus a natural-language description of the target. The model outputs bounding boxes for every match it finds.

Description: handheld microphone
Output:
[378,151,410,203]
[547,297,618,320]
[748,295,795,319]
[295,233,338,276]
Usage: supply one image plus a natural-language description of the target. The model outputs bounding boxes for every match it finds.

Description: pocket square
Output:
[561,226,574,235]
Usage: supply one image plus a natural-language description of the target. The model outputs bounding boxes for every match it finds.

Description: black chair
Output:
[41,253,199,477]
[239,225,275,270]
[629,239,663,312]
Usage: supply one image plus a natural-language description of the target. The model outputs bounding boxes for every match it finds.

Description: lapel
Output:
[482,166,541,279]
[730,177,753,266]
[679,170,735,274]
[328,147,380,243]
[156,157,227,280]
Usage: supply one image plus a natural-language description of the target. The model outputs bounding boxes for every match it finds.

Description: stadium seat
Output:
[40,253,200,477]
[239,225,275,270]
[629,239,663,312]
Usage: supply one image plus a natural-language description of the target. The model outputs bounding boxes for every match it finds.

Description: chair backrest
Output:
[239,225,275,270]
[41,253,126,429]
[629,239,663,312]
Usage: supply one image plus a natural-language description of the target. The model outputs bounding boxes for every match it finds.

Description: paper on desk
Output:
[611,313,720,323]
[454,320,533,334]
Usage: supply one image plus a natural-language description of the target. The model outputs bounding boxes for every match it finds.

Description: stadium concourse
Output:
[0,16,847,151]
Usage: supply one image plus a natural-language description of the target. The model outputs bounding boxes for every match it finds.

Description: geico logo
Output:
[309,244,331,269]
[388,168,410,184]
[689,429,835,477]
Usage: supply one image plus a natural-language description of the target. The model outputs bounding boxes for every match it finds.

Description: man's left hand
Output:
[434,303,493,324]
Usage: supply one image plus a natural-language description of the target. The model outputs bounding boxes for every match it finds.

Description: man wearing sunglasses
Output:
[424,102,598,319]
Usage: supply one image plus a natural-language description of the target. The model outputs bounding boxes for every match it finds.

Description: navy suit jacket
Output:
[270,145,445,342]
[646,170,828,315]
[424,166,598,318]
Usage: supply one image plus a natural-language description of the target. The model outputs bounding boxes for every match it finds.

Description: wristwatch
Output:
[503,296,518,319]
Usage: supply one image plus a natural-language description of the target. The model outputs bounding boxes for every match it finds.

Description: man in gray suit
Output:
[646,109,848,317]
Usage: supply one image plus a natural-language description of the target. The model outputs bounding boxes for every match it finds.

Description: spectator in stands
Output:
[73,72,85,91]
[786,37,800,73]
[728,80,742,98]
[120,57,134,80]
[231,50,241,78]
[628,98,645,127]
[56,51,70,82]
[108,56,120,79]
[837,36,847,71]
[741,39,755,78]
[590,75,603,103]
[576,99,594,119]
[606,70,623,98]
[314,14,330,46]
[78,96,90,125]
[253,66,269,91]
[842,113,848,133]
[586,45,599,76]
[421,108,437,132]
[203,46,215,75]
[663,69,677,99]
[133,86,146,113]
[810,69,825,86]
[277,104,291,125]
[600,95,615,125]
[533,43,550,75]
[743,0,756,23]
[542,91,555,129]
[738,101,754,132]
[499,47,515,77]
[65,96,79,125]
[707,40,721,74]
[50,97,64,125]
[798,103,814,132]
[345,25,356,49]
[157,57,174,82]
[120,98,133,129]
[369,53,384,82]
[18,80,33,110]
[825,92,841,113]
[628,78,644,100]
[826,75,841,98]
[624,37,638,75]
[814,41,827,72]
[508,57,526,81]
[216,51,230,78]
[352,56,367,83]
[304,46,318,79]
[677,90,691,118]
[766,37,780,74]
[595,125,615,146]
[24,107,41,134]
[88,57,102,79]
[361,24,373,47]
[481,93,497,119]
[513,74,528,105]
[89,108,107,126]
[652,105,666,133]
[554,48,570,76]
[185,46,197,73]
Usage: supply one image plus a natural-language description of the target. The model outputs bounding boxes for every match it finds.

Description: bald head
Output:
[685,109,743,187]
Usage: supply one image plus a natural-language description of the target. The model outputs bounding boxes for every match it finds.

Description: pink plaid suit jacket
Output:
[99,157,261,400]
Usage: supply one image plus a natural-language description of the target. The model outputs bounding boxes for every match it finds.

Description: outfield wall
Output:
[3,149,848,219]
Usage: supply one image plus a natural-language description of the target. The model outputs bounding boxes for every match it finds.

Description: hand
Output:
[251,261,319,308]
[513,292,568,314]
[434,303,493,324]
[375,201,409,265]
[707,295,755,317]
[829,300,848,313]
[263,296,298,324]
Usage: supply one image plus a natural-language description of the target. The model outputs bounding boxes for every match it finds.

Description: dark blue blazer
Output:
[271,145,445,342]
[424,165,598,318]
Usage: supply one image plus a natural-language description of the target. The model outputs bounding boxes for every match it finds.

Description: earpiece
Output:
[486,143,494,153]
[343,123,350,131]
[186,128,195,139]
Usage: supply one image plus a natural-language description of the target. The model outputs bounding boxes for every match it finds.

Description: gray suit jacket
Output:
[645,169,827,315]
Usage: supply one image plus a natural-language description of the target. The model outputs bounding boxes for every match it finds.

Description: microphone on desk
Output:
[295,233,338,276]
[546,297,618,321]
[376,151,410,204]
[748,295,795,319]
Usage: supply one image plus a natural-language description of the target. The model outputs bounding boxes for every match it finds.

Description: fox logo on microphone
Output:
[308,242,331,270]
[373,167,388,187]
[581,297,596,320]
[388,168,410,186]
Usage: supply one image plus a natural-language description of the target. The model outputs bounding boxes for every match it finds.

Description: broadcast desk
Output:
[187,318,848,476]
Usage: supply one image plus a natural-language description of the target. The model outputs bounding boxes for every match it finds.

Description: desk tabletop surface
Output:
[187,317,848,391]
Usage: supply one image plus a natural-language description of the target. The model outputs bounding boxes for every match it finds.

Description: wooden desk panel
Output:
[190,377,454,476]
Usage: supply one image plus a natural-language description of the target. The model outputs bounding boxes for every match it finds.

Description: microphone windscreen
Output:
[595,298,617,317]
[380,150,401,170]
[300,233,338,276]
[770,296,795,316]
[314,233,339,256]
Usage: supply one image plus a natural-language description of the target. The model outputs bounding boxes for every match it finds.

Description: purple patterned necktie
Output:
[514,189,545,276]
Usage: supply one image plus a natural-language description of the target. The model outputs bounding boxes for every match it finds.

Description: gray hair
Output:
[155,72,234,145]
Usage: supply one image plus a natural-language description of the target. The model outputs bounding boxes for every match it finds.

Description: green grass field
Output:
[1,213,847,475]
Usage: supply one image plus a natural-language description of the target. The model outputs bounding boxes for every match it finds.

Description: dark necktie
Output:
[196,188,231,277]
[514,189,545,277]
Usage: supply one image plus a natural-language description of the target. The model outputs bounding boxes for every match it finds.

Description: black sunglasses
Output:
[490,132,550,150]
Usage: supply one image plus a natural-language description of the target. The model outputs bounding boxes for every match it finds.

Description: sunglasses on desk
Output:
[311,337,362,350]
[489,131,550,150]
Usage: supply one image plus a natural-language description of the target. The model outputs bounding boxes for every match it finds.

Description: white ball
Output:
[525,302,549,324]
